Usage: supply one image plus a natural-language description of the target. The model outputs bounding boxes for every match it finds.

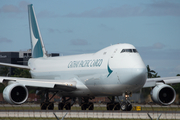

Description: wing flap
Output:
[0,76,77,91]
[143,76,180,88]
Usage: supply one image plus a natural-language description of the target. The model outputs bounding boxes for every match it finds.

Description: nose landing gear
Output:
[107,93,132,111]
[120,101,132,111]
[120,92,132,111]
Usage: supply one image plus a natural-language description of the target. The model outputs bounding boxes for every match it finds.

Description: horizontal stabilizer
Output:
[0,62,30,69]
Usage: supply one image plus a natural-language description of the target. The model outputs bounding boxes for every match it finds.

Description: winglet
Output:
[28,4,47,58]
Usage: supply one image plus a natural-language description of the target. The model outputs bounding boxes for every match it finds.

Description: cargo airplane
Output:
[0,4,180,111]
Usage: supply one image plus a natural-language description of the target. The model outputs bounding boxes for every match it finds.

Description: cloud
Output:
[152,42,165,49]
[174,65,180,73]
[48,28,61,33]
[0,1,59,18]
[137,46,180,77]
[137,45,180,61]
[64,6,137,18]
[64,1,180,18]
[48,28,73,33]
[138,43,166,51]
[64,7,101,18]
[169,65,180,76]
[0,5,21,13]
[0,38,12,43]
[70,39,89,46]
[99,24,114,31]
[61,49,97,55]
[0,1,29,13]
[18,1,29,12]
[64,30,73,33]
[37,10,59,18]
[142,1,180,16]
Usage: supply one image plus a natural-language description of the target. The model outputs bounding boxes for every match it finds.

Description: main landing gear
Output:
[40,90,75,110]
[79,97,94,110]
[107,96,120,110]
[40,90,132,111]
[40,91,58,110]
[58,97,73,110]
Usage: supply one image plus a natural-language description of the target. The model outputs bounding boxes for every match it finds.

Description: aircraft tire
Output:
[114,102,120,110]
[41,102,48,110]
[65,102,71,110]
[107,102,114,110]
[120,101,128,111]
[58,102,64,110]
[81,103,88,110]
[88,102,94,110]
[48,102,54,110]
[127,104,132,111]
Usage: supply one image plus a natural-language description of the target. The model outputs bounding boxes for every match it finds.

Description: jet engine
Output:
[3,83,28,105]
[150,84,176,106]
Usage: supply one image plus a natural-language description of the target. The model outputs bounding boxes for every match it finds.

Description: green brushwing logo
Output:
[107,61,113,77]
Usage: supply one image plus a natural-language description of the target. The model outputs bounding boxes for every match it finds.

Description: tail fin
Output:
[28,4,47,58]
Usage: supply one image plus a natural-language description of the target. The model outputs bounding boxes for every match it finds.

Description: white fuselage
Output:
[28,44,147,97]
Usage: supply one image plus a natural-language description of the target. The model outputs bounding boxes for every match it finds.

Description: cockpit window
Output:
[121,49,138,53]
[133,49,138,53]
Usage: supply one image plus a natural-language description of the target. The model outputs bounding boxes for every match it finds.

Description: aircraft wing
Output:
[0,62,30,69]
[0,76,77,92]
[143,76,180,88]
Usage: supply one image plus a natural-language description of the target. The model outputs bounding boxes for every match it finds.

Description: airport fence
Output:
[0,94,180,119]
[0,103,180,120]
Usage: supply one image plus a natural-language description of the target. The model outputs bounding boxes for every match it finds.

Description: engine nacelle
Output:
[151,84,176,106]
[3,83,28,105]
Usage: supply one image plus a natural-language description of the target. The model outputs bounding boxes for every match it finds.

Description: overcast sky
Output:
[0,0,180,77]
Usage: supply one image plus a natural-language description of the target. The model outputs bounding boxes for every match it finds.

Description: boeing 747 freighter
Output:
[0,4,180,111]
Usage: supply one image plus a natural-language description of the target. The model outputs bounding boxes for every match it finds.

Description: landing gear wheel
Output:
[114,103,120,110]
[127,104,132,111]
[48,102,54,110]
[58,103,64,110]
[41,102,48,110]
[88,102,94,110]
[81,103,87,110]
[41,102,54,110]
[65,102,71,110]
[107,102,114,110]
[120,101,128,111]
[40,90,58,110]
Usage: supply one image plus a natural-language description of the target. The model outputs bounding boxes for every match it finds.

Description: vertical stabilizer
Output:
[28,4,47,58]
